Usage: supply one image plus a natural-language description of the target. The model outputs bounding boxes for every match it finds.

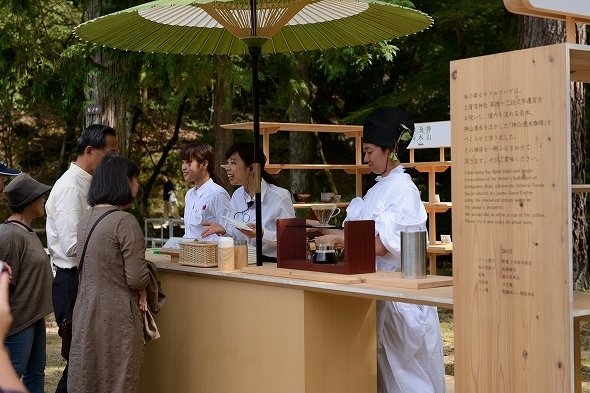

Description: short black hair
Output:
[225,143,276,185]
[88,155,140,206]
[76,124,116,156]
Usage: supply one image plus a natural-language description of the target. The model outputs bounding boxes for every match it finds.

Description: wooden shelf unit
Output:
[404,133,452,275]
[221,122,366,197]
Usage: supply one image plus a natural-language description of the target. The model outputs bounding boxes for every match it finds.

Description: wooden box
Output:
[276,218,375,274]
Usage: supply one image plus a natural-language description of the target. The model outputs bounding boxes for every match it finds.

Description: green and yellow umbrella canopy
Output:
[75,0,432,55]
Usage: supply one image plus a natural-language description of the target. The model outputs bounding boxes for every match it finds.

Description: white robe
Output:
[183,178,232,240]
[345,165,446,393]
[225,179,295,257]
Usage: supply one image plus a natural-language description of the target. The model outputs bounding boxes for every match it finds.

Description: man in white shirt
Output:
[46,124,117,393]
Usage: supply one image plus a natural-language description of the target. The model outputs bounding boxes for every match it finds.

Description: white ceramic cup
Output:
[440,234,452,244]
[320,192,335,202]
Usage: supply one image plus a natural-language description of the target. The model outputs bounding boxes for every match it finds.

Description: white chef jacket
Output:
[46,163,92,269]
[345,165,445,393]
[226,179,295,258]
[183,178,232,240]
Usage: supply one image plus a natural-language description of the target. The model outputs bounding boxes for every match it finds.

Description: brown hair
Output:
[180,142,222,185]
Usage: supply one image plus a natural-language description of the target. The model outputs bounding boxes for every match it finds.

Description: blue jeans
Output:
[4,318,46,393]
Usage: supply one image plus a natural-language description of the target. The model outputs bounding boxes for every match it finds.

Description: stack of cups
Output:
[234,240,248,269]
[217,237,235,271]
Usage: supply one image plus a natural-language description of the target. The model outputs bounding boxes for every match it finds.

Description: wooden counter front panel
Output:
[451,44,572,392]
[140,270,376,393]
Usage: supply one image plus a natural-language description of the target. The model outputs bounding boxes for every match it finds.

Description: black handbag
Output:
[59,208,117,360]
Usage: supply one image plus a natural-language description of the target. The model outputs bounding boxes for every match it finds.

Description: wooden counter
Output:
[141,256,380,393]
[141,254,590,393]
[146,254,454,308]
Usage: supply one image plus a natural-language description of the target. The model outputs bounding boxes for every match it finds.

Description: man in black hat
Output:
[315,107,445,393]
[0,161,21,194]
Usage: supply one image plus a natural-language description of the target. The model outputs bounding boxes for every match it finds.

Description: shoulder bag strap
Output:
[77,208,118,274]
[65,208,118,317]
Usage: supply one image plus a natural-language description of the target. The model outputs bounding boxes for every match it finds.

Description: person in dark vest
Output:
[161,172,180,219]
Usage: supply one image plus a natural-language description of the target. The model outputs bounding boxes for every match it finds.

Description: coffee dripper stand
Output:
[276,218,375,275]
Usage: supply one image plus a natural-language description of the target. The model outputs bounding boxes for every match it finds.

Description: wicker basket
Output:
[179,241,218,267]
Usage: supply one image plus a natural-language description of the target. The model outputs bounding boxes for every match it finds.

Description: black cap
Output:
[363,107,414,149]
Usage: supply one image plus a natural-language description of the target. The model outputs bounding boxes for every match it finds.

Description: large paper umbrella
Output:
[75,0,432,265]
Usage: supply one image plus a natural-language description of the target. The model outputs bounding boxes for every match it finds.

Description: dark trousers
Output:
[52,266,77,393]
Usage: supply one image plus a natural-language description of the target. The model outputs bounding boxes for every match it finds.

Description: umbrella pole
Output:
[249,45,264,266]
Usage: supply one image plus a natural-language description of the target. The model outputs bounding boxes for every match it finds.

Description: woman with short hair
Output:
[68,155,149,393]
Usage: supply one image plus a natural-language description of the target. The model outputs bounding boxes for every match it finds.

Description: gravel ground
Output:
[45,315,66,392]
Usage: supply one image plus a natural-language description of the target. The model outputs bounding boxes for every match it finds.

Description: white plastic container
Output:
[217,237,235,271]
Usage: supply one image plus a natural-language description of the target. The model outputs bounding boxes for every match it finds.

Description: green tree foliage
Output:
[0,1,85,180]
[0,0,519,220]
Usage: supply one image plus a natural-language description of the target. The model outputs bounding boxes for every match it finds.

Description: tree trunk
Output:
[212,56,233,188]
[518,16,588,289]
[83,1,133,157]
[288,54,314,194]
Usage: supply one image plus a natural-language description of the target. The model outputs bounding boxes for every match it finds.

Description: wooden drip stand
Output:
[276,218,375,274]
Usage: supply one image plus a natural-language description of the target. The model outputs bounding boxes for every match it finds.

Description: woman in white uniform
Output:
[316,107,445,393]
[202,143,295,261]
[180,143,232,240]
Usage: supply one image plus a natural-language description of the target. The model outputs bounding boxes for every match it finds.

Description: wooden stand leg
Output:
[575,319,582,393]
[429,254,437,275]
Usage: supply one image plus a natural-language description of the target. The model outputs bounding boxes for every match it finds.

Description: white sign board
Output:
[527,0,590,17]
[408,120,450,149]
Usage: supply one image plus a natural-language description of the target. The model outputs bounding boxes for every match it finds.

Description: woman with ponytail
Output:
[202,143,295,261]
[180,143,232,240]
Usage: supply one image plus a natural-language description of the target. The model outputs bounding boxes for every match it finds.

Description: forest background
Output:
[0,0,588,284]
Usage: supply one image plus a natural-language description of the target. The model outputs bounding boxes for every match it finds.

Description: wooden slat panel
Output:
[451,44,572,392]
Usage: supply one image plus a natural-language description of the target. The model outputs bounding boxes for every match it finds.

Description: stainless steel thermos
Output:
[400,229,427,279]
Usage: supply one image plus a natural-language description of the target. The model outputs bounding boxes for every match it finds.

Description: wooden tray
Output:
[359,272,453,289]
[240,265,452,289]
[240,265,364,285]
